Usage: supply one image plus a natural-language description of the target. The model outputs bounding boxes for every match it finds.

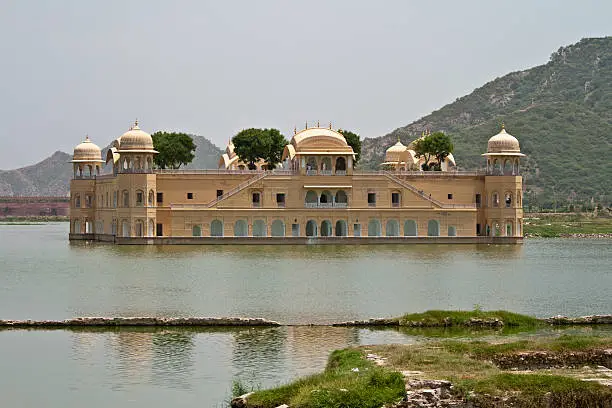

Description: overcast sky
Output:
[1,1,610,169]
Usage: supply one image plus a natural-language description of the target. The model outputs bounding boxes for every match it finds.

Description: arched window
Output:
[386,219,400,236]
[234,220,248,237]
[335,157,346,172]
[506,222,513,236]
[74,194,81,208]
[192,225,202,237]
[448,226,457,236]
[148,219,155,237]
[135,190,144,207]
[320,190,332,205]
[367,219,381,237]
[504,159,513,175]
[321,220,332,237]
[252,220,266,237]
[306,220,318,237]
[493,159,501,175]
[135,220,144,237]
[305,190,318,207]
[404,220,417,236]
[427,220,440,236]
[505,192,512,208]
[111,219,117,235]
[492,192,499,207]
[335,220,347,237]
[73,219,81,233]
[306,157,317,173]
[335,190,348,207]
[148,190,154,206]
[210,220,224,237]
[320,157,332,172]
[271,220,285,237]
[122,190,130,207]
[85,220,93,233]
[113,191,118,208]
[252,192,261,207]
[121,220,130,237]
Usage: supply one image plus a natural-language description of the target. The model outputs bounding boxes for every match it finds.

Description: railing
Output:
[320,170,333,176]
[306,170,318,176]
[335,170,347,176]
[304,202,348,208]
[204,171,269,208]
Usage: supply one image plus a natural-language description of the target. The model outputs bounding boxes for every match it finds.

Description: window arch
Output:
[427,220,440,236]
[492,192,500,207]
[234,220,248,237]
[210,220,224,237]
[135,190,144,207]
[386,219,400,236]
[321,220,332,236]
[306,220,318,237]
[335,157,346,172]
[252,220,266,237]
[404,220,417,236]
[306,157,317,172]
[192,225,202,237]
[320,157,332,172]
[305,190,318,206]
[74,194,81,208]
[448,226,457,236]
[121,220,130,237]
[335,190,348,206]
[122,190,130,207]
[368,219,381,237]
[148,219,155,237]
[335,220,347,236]
[271,219,285,237]
[505,192,513,208]
[73,219,81,233]
[148,190,154,206]
[320,190,332,204]
[135,220,144,237]
[503,159,513,175]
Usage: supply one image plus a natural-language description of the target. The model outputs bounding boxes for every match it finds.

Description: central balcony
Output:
[304,202,348,209]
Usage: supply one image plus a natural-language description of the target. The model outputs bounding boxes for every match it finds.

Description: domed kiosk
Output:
[106,120,158,174]
[482,124,525,175]
[71,136,104,177]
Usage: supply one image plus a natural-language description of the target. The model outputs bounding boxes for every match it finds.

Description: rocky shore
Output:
[0,317,280,328]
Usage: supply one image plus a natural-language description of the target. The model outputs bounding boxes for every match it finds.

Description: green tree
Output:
[414,132,454,171]
[338,129,362,163]
[151,132,196,169]
[232,128,287,170]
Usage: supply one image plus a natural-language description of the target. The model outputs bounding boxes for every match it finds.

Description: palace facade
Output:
[69,122,524,244]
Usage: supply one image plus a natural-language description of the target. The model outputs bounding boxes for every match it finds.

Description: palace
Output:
[69,122,524,244]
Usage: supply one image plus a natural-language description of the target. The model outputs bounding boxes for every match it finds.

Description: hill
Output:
[361,37,612,209]
[0,135,222,196]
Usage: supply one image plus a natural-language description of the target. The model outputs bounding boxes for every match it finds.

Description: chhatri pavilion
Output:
[69,122,524,244]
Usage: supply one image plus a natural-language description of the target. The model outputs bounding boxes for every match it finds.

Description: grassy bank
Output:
[398,309,542,327]
[524,214,612,237]
[0,216,69,223]
[239,349,405,408]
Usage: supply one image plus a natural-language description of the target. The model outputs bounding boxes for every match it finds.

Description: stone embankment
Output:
[545,315,612,325]
[335,315,612,327]
[0,317,280,328]
[493,349,612,370]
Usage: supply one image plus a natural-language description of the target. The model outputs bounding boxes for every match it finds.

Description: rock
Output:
[0,317,281,327]
[230,392,253,408]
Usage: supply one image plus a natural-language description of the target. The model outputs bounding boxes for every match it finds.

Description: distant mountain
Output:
[0,135,222,196]
[361,37,612,207]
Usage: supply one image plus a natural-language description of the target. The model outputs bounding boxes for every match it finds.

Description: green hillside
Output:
[361,37,612,209]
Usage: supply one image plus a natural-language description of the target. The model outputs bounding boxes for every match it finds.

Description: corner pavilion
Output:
[69,123,525,244]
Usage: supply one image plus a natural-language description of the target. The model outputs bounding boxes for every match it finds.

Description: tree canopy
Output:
[338,129,362,163]
[151,132,196,169]
[232,128,288,170]
[414,131,454,171]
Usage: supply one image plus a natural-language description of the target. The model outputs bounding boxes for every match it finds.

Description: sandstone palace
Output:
[69,122,524,244]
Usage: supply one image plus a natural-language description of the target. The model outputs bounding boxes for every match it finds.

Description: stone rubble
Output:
[0,317,281,327]
[544,314,612,325]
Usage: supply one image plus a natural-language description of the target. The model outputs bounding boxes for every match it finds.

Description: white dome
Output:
[72,136,103,162]
[487,126,520,153]
[118,121,154,151]
[385,139,406,162]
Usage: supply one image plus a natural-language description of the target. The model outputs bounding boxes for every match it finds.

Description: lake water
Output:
[0,223,610,407]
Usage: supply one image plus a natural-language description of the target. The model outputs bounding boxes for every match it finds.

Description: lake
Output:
[0,223,610,407]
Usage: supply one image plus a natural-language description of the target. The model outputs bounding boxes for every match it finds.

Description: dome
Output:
[72,136,103,162]
[118,121,154,151]
[487,125,520,154]
[291,127,348,147]
[385,139,406,162]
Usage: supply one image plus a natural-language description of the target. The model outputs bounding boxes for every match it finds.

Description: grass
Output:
[397,309,542,327]
[245,349,405,408]
[0,216,69,223]
[524,214,612,237]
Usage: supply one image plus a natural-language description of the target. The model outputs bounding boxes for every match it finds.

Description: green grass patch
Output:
[245,348,405,408]
[524,215,612,237]
[397,309,542,327]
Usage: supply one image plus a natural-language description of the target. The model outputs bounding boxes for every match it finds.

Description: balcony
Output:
[304,202,348,208]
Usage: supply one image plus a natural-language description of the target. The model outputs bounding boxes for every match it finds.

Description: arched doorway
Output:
[73,219,81,234]
[306,220,318,237]
[234,220,248,237]
[368,219,381,237]
[135,220,144,237]
[320,190,332,205]
[121,220,129,237]
[404,220,417,236]
[210,220,224,237]
[335,190,348,206]
[252,220,266,237]
[321,220,332,237]
[427,220,440,236]
[320,157,332,172]
[148,219,155,236]
[335,220,347,237]
[271,220,285,237]
[305,190,318,207]
[335,157,346,172]
[386,219,400,236]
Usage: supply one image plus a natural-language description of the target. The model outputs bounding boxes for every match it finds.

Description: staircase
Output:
[382,171,444,208]
[205,171,269,208]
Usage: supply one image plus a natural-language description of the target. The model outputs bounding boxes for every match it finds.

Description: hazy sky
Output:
[1,1,610,169]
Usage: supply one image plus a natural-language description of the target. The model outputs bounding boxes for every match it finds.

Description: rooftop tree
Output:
[151,132,196,169]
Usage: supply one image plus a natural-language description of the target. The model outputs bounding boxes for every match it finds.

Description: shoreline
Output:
[1,314,610,329]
